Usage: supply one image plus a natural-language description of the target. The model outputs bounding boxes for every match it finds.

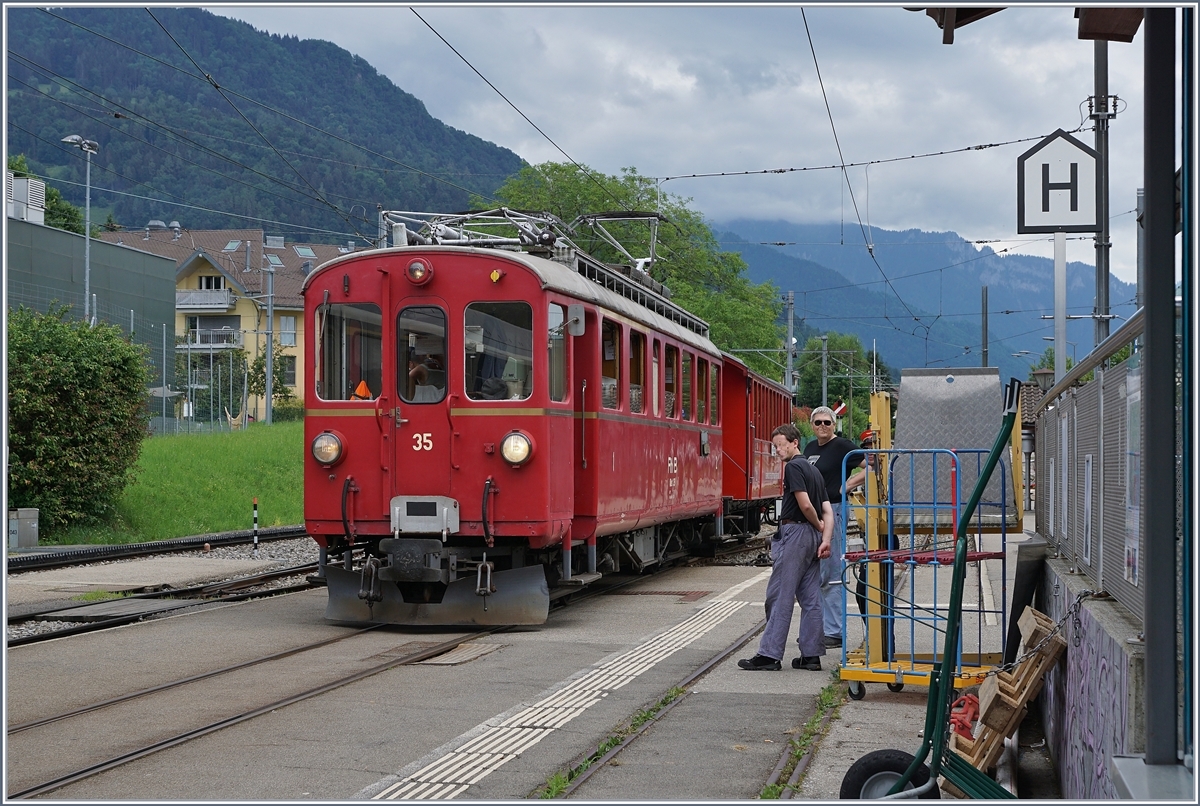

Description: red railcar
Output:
[302,210,789,625]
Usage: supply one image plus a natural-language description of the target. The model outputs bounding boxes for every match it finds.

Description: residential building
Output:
[96,224,360,416]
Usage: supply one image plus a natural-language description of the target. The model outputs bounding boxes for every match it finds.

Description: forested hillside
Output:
[7,7,524,242]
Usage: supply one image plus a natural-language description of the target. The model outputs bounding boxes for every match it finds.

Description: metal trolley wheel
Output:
[839,749,939,799]
[847,681,867,700]
[888,682,905,693]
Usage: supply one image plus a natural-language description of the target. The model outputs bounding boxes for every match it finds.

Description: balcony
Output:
[178,328,244,349]
[176,289,234,311]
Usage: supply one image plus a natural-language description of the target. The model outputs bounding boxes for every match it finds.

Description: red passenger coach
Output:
[303,210,786,626]
[719,356,790,534]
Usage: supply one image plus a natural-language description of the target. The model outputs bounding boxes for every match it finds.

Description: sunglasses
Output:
[812,420,833,426]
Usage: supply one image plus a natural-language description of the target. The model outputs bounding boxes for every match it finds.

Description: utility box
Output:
[8,508,39,549]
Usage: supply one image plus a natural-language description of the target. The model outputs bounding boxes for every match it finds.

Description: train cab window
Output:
[652,340,661,416]
[681,352,693,421]
[664,345,679,418]
[464,302,533,401]
[696,359,708,423]
[629,331,646,414]
[601,320,621,410]
[397,306,446,404]
[315,302,382,401]
[710,365,720,424]
[548,303,568,403]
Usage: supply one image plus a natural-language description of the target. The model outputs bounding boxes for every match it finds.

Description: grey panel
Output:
[1099,361,1142,621]
[892,368,1017,528]
[1073,381,1101,583]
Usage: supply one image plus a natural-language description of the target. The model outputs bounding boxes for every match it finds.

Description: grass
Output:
[71,590,129,602]
[43,421,304,545]
[759,671,846,799]
[534,687,687,798]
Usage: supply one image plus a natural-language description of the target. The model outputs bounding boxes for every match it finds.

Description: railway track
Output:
[5,526,308,573]
[5,565,669,799]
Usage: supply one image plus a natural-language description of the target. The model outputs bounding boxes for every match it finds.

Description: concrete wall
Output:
[1036,556,1145,800]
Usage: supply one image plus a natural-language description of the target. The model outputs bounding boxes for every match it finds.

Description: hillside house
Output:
[96,224,361,416]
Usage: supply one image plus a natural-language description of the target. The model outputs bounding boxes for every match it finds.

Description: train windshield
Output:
[398,306,447,404]
[464,302,533,401]
[315,303,382,401]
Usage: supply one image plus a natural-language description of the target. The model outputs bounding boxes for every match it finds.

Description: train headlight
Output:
[311,431,344,466]
[406,258,433,285]
[500,431,533,466]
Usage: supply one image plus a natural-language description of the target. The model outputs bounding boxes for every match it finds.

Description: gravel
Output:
[6,538,322,643]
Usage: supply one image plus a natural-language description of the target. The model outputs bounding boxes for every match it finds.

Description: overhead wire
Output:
[800,8,926,339]
[409,7,630,212]
[144,9,372,241]
[31,8,499,207]
[6,66,377,229]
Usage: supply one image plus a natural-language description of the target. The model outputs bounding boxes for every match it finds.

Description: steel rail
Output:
[8,627,511,800]
[8,625,384,734]
[7,567,319,646]
[6,526,308,572]
[556,618,767,798]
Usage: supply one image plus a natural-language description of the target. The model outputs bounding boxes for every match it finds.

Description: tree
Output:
[794,332,889,440]
[175,345,249,423]
[475,162,784,377]
[1027,346,1074,379]
[248,340,296,404]
[8,306,150,532]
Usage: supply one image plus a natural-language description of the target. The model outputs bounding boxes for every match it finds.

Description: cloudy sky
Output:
[211,4,1162,284]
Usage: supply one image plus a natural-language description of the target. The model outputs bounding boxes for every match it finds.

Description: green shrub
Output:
[7,305,150,532]
[271,398,305,422]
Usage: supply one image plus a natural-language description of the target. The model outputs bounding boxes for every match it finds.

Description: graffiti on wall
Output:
[1039,586,1130,800]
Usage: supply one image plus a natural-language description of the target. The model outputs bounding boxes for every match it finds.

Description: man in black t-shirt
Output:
[804,406,867,649]
[738,423,834,672]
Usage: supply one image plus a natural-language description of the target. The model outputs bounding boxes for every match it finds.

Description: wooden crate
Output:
[954,606,1067,773]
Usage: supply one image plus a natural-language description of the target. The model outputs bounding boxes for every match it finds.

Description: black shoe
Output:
[823,635,843,648]
[738,654,782,671]
[792,656,822,671]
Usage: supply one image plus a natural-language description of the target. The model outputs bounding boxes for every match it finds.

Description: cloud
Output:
[209,5,1155,283]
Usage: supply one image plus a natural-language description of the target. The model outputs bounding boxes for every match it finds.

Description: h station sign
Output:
[1016,129,1100,234]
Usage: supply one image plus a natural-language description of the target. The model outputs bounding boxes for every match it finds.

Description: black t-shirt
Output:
[804,435,865,504]
[781,455,829,524]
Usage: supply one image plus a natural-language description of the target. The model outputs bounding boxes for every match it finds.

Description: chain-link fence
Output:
[7,279,184,435]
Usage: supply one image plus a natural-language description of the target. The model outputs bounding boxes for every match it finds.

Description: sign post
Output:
[1017,129,1101,383]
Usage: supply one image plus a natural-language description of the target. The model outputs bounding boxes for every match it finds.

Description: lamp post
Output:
[1031,367,1056,393]
[61,134,99,323]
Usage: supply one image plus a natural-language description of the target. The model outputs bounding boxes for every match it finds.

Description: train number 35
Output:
[412,433,434,451]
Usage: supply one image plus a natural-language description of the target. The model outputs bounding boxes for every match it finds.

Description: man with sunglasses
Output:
[805,406,867,650]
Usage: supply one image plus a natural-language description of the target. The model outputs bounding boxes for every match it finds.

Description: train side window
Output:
[464,302,533,401]
[629,331,646,414]
[397,306,446,404]
[652,340,661,416]
[681,352,693,421]
[710,365,720,424]
[664,345,679,418]
[601,319,621,409]
[315,302,382,401]
[696,359,708,423]
[548,303,568,402]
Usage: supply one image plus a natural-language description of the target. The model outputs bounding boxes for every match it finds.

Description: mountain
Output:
[6,7,524,243]
[718,220,1138,379]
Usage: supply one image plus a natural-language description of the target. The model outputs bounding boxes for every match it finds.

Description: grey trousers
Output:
[819,510,846,639]
[757,521,825,661]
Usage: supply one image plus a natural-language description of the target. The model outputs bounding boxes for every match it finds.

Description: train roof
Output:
[306,245,723,359]
[720,351,793,396]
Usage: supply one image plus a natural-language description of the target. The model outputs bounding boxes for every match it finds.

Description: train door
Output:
[392,302,451,497]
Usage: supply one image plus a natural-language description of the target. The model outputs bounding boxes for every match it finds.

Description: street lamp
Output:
[1032,367,1056,393]
[1041,336,1077,364]
[62,134,99,323]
